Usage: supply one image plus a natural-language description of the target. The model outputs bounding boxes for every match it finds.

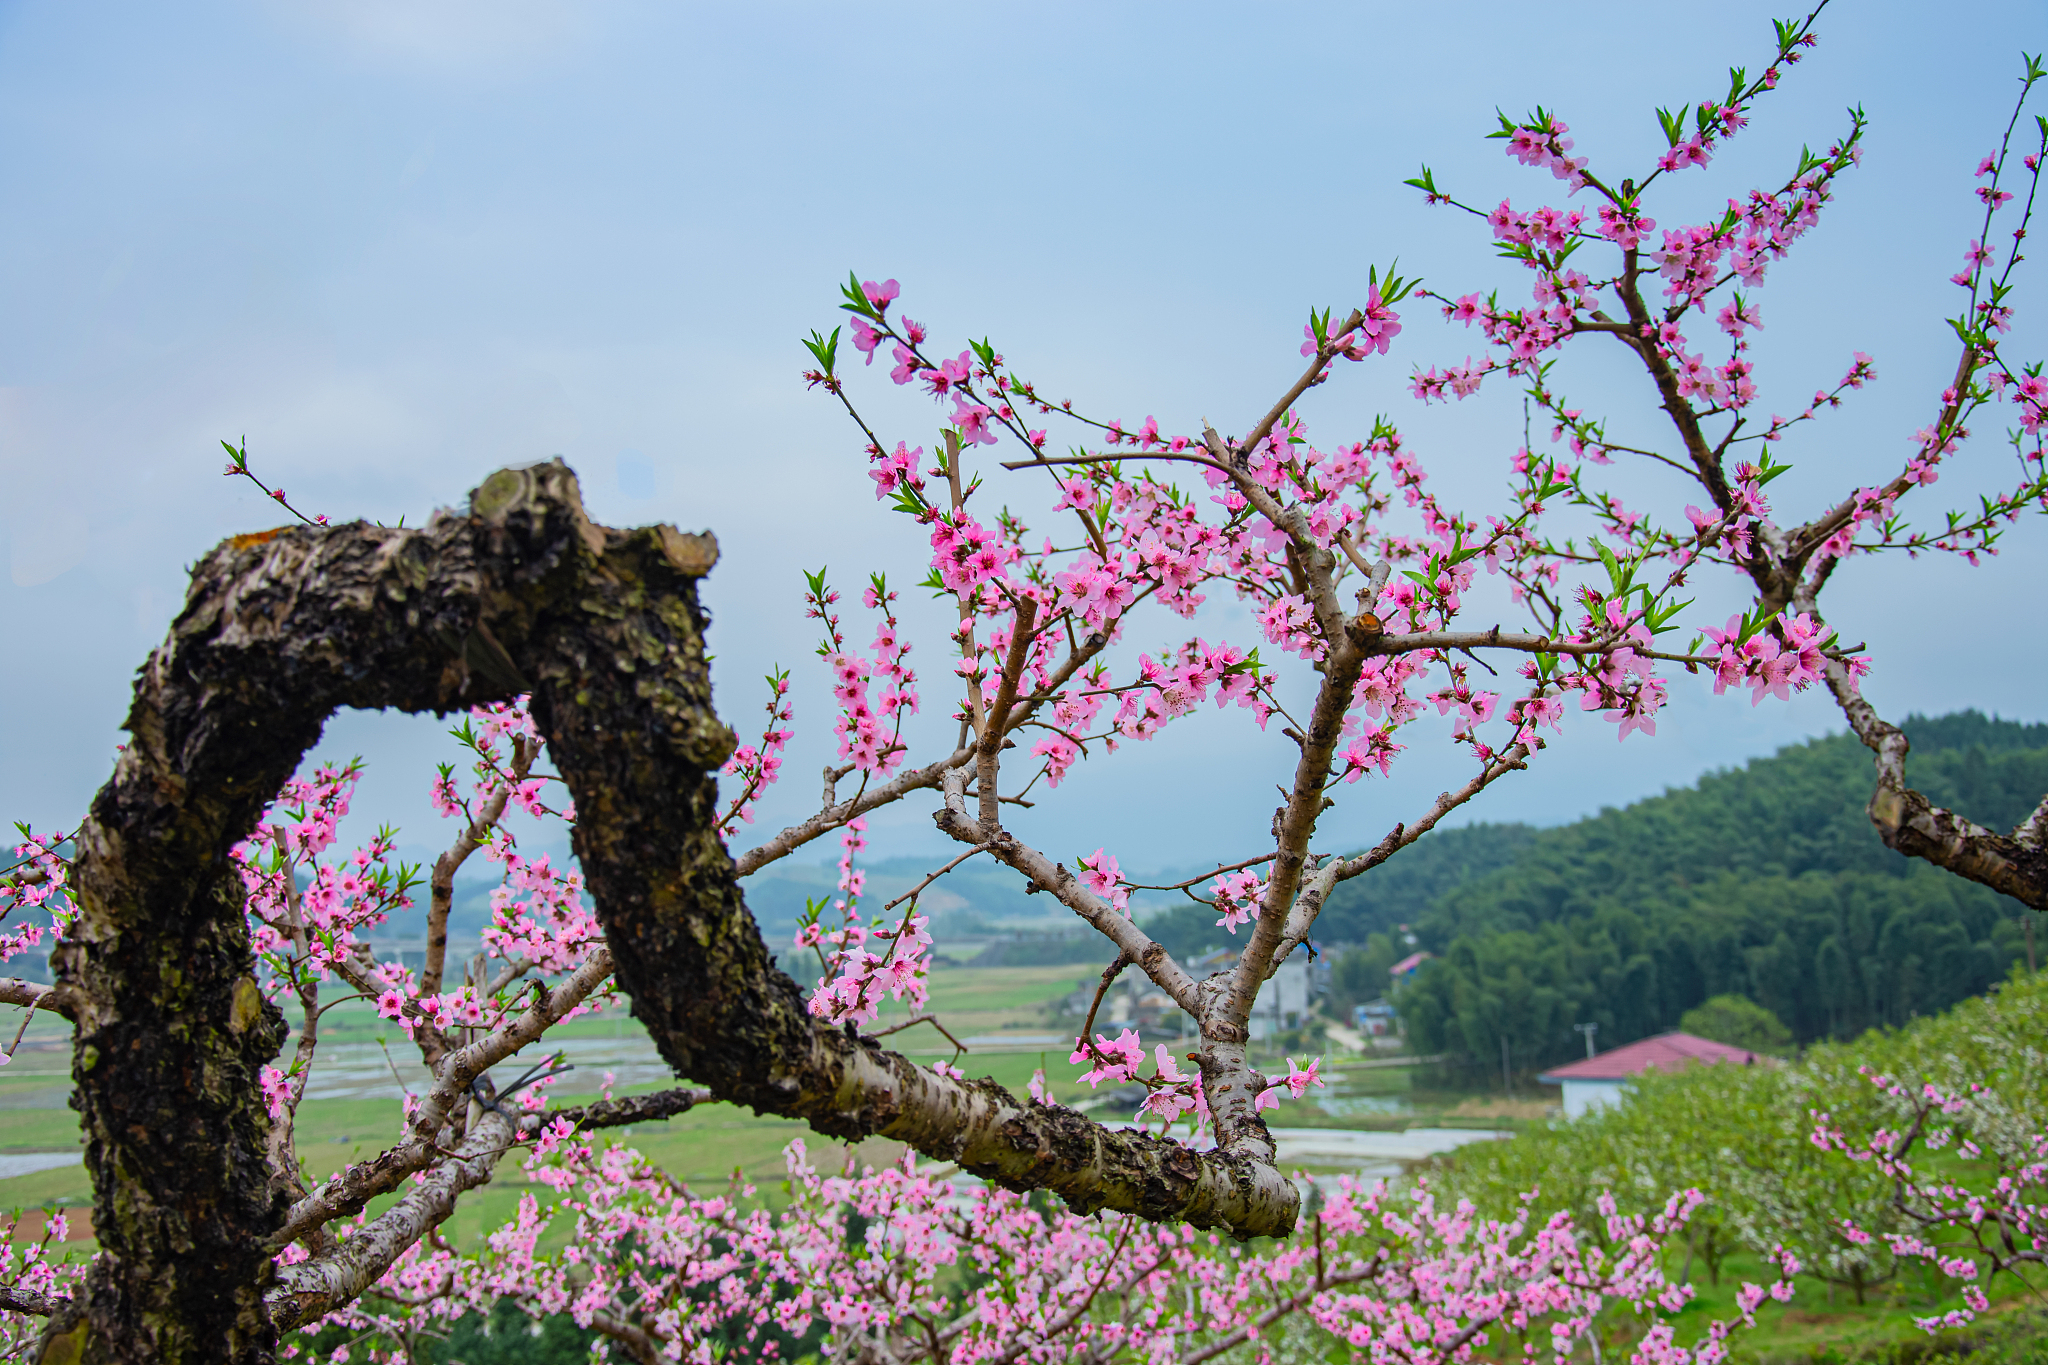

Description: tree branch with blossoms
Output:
[1403,17,2047,909]
[8,10,2048,1360]
[18,455,1377,1360]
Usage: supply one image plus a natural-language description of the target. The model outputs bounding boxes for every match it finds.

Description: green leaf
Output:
[802,326,840,376]
[1735,607,1780,645]
[838,270,877,318]
[1594,541,1622,592]
[1753,452,1794,487]
[1647,596,1695,635]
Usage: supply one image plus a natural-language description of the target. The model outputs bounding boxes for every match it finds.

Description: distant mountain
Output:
[1321,712,2047,1079]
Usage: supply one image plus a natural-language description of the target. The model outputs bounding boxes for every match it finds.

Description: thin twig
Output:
[3,1004,34,1059]
[1072,952,1133,1070]
[867,1014,971,1057]
[377,1037,416,1099]
[879,844,995,914]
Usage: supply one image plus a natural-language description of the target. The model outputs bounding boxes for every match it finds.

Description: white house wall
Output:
[1560,1079,1627,1119]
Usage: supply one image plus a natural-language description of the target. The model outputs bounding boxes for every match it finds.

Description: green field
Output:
[0,966,1123,1242]
[0,963,1511,1244]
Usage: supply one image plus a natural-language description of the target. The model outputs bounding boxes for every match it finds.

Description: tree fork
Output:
[40,461,1294,1363]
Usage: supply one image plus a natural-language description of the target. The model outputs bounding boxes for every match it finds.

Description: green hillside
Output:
[1320,712,2048,1079]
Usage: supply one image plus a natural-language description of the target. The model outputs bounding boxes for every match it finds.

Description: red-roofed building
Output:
[1388,951,1432,981]
[1537,1031,1769,1118]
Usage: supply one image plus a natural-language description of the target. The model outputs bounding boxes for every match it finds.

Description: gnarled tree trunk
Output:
[39,461,1292,1363]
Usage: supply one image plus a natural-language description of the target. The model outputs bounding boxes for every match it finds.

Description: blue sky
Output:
[3,0,2042,878]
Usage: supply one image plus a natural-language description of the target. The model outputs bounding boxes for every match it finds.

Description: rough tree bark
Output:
[38,460,1295,1364]
[1821,657,2048,912]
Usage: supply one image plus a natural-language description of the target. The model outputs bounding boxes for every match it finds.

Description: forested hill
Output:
[1317,712,2048,1076]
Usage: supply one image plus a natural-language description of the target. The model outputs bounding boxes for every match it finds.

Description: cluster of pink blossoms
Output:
[239,697,622,1132]
[294,1128,1799,1365]
[804,572,920,778]
[0,1210,81,1354]
[0,827,76,974]
[1701,611,1839,704]
[789,232,1898,1111]
[478,851,599,972]
[1074,849,1130,915]
[718,668,793,830]
[1208,868,1267,934]
[798,819,935,1028]
[235,763,412,981]
[1066,1024,1324,1132]
[799,910,932,1027]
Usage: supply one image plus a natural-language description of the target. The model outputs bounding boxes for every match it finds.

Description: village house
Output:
[1536,1031,1771,1119]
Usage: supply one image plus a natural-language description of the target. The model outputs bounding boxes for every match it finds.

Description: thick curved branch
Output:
[31,462,1309,1363]
[96,458,1297,1353]
[1820,657,2047,910]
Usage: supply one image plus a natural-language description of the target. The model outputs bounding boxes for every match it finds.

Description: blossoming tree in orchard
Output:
[0,9,2042,1363]
[1808,973,2048,1334]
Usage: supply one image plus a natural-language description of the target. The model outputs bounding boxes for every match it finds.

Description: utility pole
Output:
[1574,1021,1599,1059]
